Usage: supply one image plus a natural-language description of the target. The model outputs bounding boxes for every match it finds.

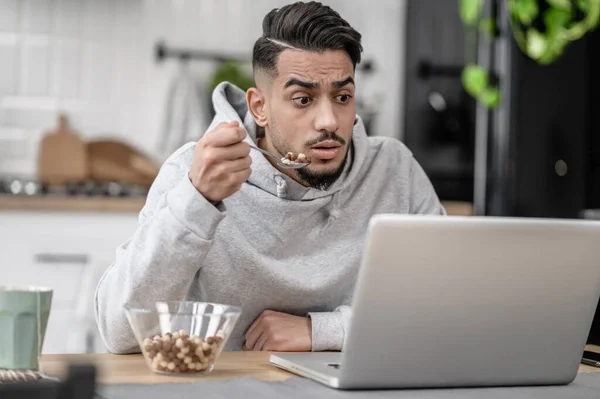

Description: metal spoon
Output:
[248,144,310,169]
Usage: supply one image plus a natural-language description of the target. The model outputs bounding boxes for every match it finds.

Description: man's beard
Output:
[270,127,349,191]
[295,156,347,190]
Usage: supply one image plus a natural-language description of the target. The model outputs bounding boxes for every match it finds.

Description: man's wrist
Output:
[306,316,313,351]
[188,171,220,207]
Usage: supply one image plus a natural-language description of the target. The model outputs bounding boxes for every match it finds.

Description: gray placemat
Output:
[98,372,600,399]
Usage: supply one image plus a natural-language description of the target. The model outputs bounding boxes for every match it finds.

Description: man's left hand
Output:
[244,310,312,351]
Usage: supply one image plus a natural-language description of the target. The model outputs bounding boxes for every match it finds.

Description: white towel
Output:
[159,62,208,161]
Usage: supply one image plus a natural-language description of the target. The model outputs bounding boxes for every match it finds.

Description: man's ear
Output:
[246,87,268,127]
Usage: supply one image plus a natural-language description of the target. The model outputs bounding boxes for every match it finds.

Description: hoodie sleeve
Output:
[409,156,447,215]
[94,144,226,354]
[308,306,350,352]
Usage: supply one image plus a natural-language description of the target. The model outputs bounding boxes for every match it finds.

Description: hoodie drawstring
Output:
[274,175,287,198]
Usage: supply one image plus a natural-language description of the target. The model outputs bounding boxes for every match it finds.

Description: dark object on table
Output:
[0,364,96,399]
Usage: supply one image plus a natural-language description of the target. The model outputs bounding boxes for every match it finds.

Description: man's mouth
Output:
[309,141,342,160]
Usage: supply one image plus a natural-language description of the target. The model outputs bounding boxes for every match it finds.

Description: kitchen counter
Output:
[0,195,471,216]
[0,195,145,213]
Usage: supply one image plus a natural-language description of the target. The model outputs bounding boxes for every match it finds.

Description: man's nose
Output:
[314,100,339,133]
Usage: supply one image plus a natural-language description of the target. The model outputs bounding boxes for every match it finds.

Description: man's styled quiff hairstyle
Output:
[252,1,363,77]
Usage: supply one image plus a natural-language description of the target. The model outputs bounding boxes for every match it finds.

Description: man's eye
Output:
[336,94,352,103]
[293,97,312,106]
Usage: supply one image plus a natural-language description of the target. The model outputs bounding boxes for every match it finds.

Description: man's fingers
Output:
[220,156,252,174]
[245,311,266,339]
[245,310,270,350]
[245,325,263,350]
[255,333,269,351]
[215,120,239,130]
[208,142,250,162]
[203,124,246,147]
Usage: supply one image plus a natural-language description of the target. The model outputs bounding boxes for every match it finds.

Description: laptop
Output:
[270,214,600,389]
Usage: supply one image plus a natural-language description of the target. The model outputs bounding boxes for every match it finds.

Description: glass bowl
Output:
[124,301,241,376]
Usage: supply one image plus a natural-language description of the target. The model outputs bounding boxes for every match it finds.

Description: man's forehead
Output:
[275,49,354,85]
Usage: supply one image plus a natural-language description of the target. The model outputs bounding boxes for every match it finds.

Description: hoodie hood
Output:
[210,82,369,204]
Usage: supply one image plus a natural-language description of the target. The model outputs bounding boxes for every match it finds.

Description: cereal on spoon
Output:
[281,152,309,165]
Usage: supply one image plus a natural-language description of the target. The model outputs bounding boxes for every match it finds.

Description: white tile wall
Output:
[81,40,114,103]
[54,0,84,38]
[53,39,81,97]
[22,0,54,35]
[21,37,51,96]
[0,0,407,176]
[0,127,27,159]
[0,0,20,33]
[0,37,18,95]
[84,0,116,42]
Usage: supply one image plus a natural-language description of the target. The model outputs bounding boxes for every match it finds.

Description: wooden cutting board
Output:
[37,114,88,185]
[87,140,159,187]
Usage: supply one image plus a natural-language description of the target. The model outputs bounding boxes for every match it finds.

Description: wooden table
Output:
[41,346,600,385]
[41,352,292,384]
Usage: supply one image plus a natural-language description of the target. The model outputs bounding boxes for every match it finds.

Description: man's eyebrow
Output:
[332,77,355,88]
[283,77,355,89]
[284,78,319,89]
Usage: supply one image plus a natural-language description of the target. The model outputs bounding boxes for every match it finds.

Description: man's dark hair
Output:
[252,1,363,77]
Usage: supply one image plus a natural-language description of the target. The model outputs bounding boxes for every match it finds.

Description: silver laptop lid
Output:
[338,215,600,389]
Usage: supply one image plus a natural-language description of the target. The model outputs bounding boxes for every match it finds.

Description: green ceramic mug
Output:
[0,286,52,370]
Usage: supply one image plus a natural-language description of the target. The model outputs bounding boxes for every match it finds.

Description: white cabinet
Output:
[0,209,139,354]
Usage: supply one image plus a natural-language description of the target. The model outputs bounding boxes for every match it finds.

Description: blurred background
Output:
[0,0,598,353]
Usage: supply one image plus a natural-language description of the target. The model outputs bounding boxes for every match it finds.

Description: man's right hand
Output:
[189,121,252,204]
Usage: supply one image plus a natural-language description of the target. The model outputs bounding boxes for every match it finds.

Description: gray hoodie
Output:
[94,82,446,354]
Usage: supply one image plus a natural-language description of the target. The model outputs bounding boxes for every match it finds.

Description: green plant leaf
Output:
[544,8,572,34]
[526,28,548,59]
[547,0,572,11]
[478,87,501,108]
[578,0,591,13]
[566,0,600,37]
[459,0,483,25]
[586,0,600,31]
[538,35,569,64]
[461,64,488,96]
[512,0,539,25]
[210,60,254,92]
[479,18,497,37]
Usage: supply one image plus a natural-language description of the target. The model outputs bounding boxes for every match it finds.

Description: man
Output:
[95,1,445,354]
